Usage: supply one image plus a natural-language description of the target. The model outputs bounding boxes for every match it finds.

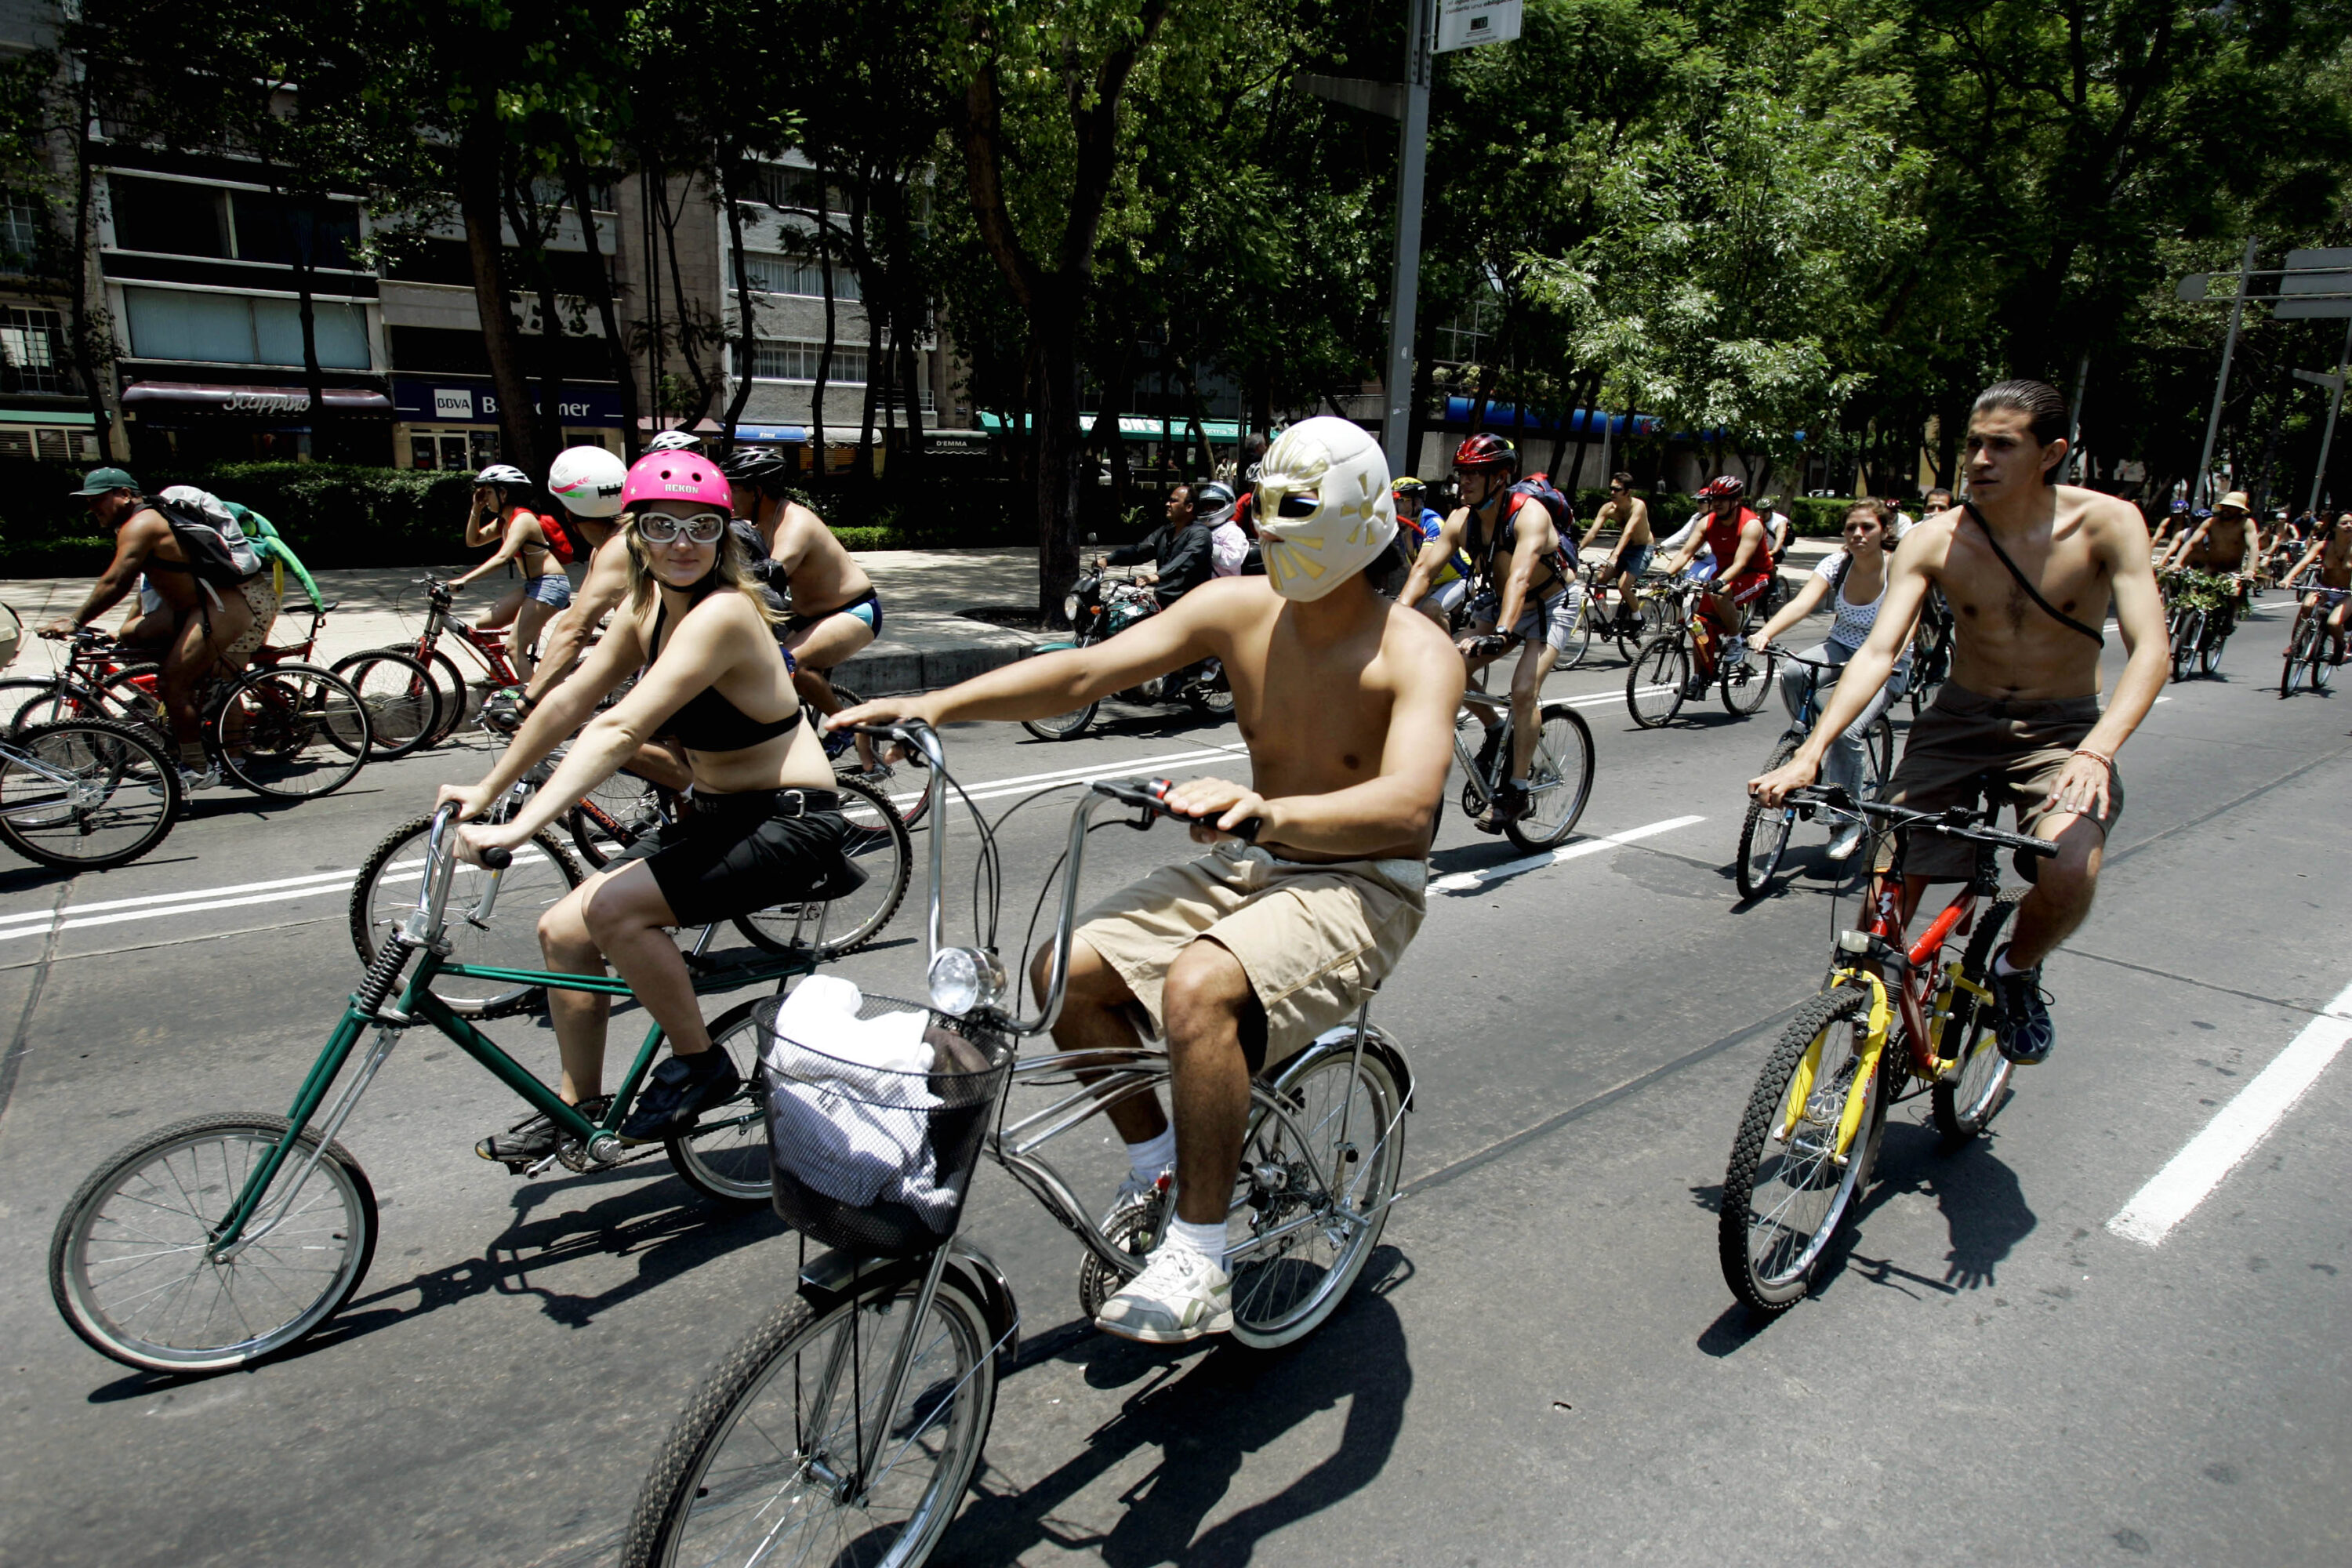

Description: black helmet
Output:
[719,445,793,495]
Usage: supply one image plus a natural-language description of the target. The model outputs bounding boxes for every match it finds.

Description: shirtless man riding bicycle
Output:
[2281,512,2351,665]
[1752,379,2169,1065]
[839,416,1461,1344]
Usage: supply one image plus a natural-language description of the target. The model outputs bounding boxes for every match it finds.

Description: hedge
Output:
[0,459,1035,578]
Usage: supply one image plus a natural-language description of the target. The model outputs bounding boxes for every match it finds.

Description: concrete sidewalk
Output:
[0,544,1052,695]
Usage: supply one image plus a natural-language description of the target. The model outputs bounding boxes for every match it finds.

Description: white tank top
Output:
[1815,550,1906,667]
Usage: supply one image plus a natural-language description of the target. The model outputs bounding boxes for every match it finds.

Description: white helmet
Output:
[646,431,702,453]
[547,445,629,518]
[474,463,531,489]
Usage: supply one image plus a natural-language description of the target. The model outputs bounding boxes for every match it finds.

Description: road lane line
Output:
[1432,815,1705,893]
[0,867,361,927]
[2106,975,2352,1247]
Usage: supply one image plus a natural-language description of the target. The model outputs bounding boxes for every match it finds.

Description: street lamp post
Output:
[2194,235,2262,506]
[1378,0,1436,482]
[2299,318,2352,518]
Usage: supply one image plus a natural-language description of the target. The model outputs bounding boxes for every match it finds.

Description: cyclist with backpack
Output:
[1659,475,1772,696]
[42,466,262,785]
[448,463,575,684]
[1398,434,1580,833]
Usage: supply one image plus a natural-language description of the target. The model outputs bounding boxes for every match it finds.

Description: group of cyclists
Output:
[33,368,2287,1362]
[2143,487,2352,674]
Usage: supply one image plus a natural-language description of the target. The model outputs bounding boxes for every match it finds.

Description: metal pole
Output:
[2195,234,2260,504]
[1379,0,1435,481]
[2065,353,2088,481]
[2308,317,2352,518]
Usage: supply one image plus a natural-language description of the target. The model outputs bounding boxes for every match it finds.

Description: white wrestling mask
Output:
[1251,416,1398,602]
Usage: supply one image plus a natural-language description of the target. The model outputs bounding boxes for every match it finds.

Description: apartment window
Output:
[110,176,362,268]
[122,286,370,368]
[742,338,867,383]
[0,307,70,394]
[0,192,42,271]
[746,165,841,214]
[740,252,862,302]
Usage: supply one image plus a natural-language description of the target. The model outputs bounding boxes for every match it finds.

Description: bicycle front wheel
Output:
[1227,1028,1407,1349]
[1863,712,1896,799]
[1933,888,2023,1145]
[2282,619,2311,697]
[663,1000,773,1204]
[1719,985,1885,1313]
[732,774,911,959]
[626,1266,998,1568]
[1627,636,1689,728]
[1504,700,1595,851]
[331,650,441,760]
[1719,647,1778,715]
[49,1112,378,1374]
[2168,608,2200,682]
[349,814,585,1018]
[1736,736,1801,900]
[0,718,182,870]
[214,664,370,799]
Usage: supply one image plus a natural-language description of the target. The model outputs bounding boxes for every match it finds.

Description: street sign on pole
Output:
[2278,249,2352,321]
[1379,0,1436,481]
[2302,318,2352,517]
[1436,0,1522,52]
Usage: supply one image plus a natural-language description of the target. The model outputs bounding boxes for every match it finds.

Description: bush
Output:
[0,459,1036,578]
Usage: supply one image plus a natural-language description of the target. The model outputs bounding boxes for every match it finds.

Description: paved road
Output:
[2,591,2347,1567]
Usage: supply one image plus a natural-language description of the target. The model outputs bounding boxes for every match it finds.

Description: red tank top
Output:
[1704,507,1761,579]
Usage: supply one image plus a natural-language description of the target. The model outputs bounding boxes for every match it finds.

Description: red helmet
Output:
[1453,433,1517,472]
[1700,474,1745,501]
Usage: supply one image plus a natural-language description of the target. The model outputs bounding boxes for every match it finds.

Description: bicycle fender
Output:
[793,1242,1021,1373]
[1285,1021,1416,1114]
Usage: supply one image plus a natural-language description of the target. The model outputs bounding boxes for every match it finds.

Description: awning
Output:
[0,408,95,426]
[975,412,1244,441]
[122,381,392,416]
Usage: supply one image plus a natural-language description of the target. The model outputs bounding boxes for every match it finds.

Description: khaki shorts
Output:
[1879,684,2124,880]
[223,576,282,666]
[1073,843,1427,1069]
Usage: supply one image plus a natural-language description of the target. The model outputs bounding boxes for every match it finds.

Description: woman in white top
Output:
[1749,499,1908,859]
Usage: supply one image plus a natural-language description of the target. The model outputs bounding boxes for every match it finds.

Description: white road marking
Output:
[1432,815,1705,893]
[2107,975,2352,1247]
[889,742,1247,808]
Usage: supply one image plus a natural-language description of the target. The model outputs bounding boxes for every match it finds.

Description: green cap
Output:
[71,466,139,497]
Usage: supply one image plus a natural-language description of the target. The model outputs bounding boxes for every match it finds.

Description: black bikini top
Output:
[648,596,804,752]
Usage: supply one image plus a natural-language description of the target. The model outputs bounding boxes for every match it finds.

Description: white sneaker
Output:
[1825,822,1864,862]
[176,764,221,793]
[1094,1241,1232,1343]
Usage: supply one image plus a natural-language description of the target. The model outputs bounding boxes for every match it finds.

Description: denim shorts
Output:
[523,574,573,609]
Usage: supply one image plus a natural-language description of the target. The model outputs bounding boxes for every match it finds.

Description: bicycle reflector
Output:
[928,946,1008,1017]
[1838,929,1873,956]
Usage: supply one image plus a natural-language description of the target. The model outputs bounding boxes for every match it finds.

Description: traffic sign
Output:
[2278,248,2352,320]
[1436,0,1521,52]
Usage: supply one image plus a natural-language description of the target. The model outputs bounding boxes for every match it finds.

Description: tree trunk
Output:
[857,302,884,483]
[564,152,641,460]
[812,193,836,487]
[507,175,570,469]
[719,163,759,452]
[1034,319,1084,622]
[459,123,543,474]
[65,82,114,459]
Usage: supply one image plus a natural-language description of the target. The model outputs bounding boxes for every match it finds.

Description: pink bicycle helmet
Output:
[620,450,731,511]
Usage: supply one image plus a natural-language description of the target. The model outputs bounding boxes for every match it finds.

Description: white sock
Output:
[1163,1217,1228,1265]
[1993,945,2025,978]
[1124,1127,1176,1184]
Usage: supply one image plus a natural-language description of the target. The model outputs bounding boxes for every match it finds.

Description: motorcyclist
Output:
[1109,481,1218,608]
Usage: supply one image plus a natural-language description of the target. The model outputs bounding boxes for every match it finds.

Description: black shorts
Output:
[608,787,866,927]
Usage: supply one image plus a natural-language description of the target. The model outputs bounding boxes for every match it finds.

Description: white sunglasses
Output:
[637,511,729,544]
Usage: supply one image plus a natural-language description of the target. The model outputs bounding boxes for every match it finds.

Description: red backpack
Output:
[533,510,578,565]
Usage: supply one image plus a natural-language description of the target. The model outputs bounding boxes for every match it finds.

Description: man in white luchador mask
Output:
[837,417,1463,1343]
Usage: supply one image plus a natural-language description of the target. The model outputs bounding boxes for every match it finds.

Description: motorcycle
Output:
[1021,556,1235,741]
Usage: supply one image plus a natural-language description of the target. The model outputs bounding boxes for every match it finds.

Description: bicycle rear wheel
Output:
[731,775,912,957]
[571,772,666,869]
[49,1112,377,1374]
[349,814,585,1018]
[662,1000,773,1204]
[825,682,931,830]
[1719,647,1777,715]
[1736,735,1800,900]
[1228,1028,1407,1348]
[625,1266,998,1568]
[1932,888,2023,1144]
[213,664,369,799]
[1552,604,1595,671]
[1863,713,1896,798]
[1503,700,1595,851]
[1719,985,1885,1313]
[0,719,181,870]
[331,650,441,760]
[0,676,112,732]
[2168,608,2201,682]
[2315,637,2338,692]
[1627,636,1689,728]
[2198,618,2228,677]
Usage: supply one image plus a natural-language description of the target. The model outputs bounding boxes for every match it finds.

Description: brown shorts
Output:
[1879,683,2123,880]
[1073,844,1426,1070]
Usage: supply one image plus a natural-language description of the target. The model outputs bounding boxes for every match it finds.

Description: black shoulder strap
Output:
[1962,500,2105,647]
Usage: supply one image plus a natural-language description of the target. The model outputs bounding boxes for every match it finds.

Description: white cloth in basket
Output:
[763,977,957,1225]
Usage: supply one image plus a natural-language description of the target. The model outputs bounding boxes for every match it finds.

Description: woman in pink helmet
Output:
[437,452,864,1156]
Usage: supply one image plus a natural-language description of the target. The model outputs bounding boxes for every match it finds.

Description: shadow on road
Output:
[942,1247,1413,1566]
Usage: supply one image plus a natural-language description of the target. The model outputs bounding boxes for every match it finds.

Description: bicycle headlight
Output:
[927,945,1007,1017]
[1837,928,1873,956]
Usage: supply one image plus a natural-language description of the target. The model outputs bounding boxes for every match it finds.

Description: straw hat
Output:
[2216,490,2252,514]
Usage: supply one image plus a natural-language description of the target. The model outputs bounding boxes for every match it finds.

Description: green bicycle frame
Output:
[206,940,815,1253]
